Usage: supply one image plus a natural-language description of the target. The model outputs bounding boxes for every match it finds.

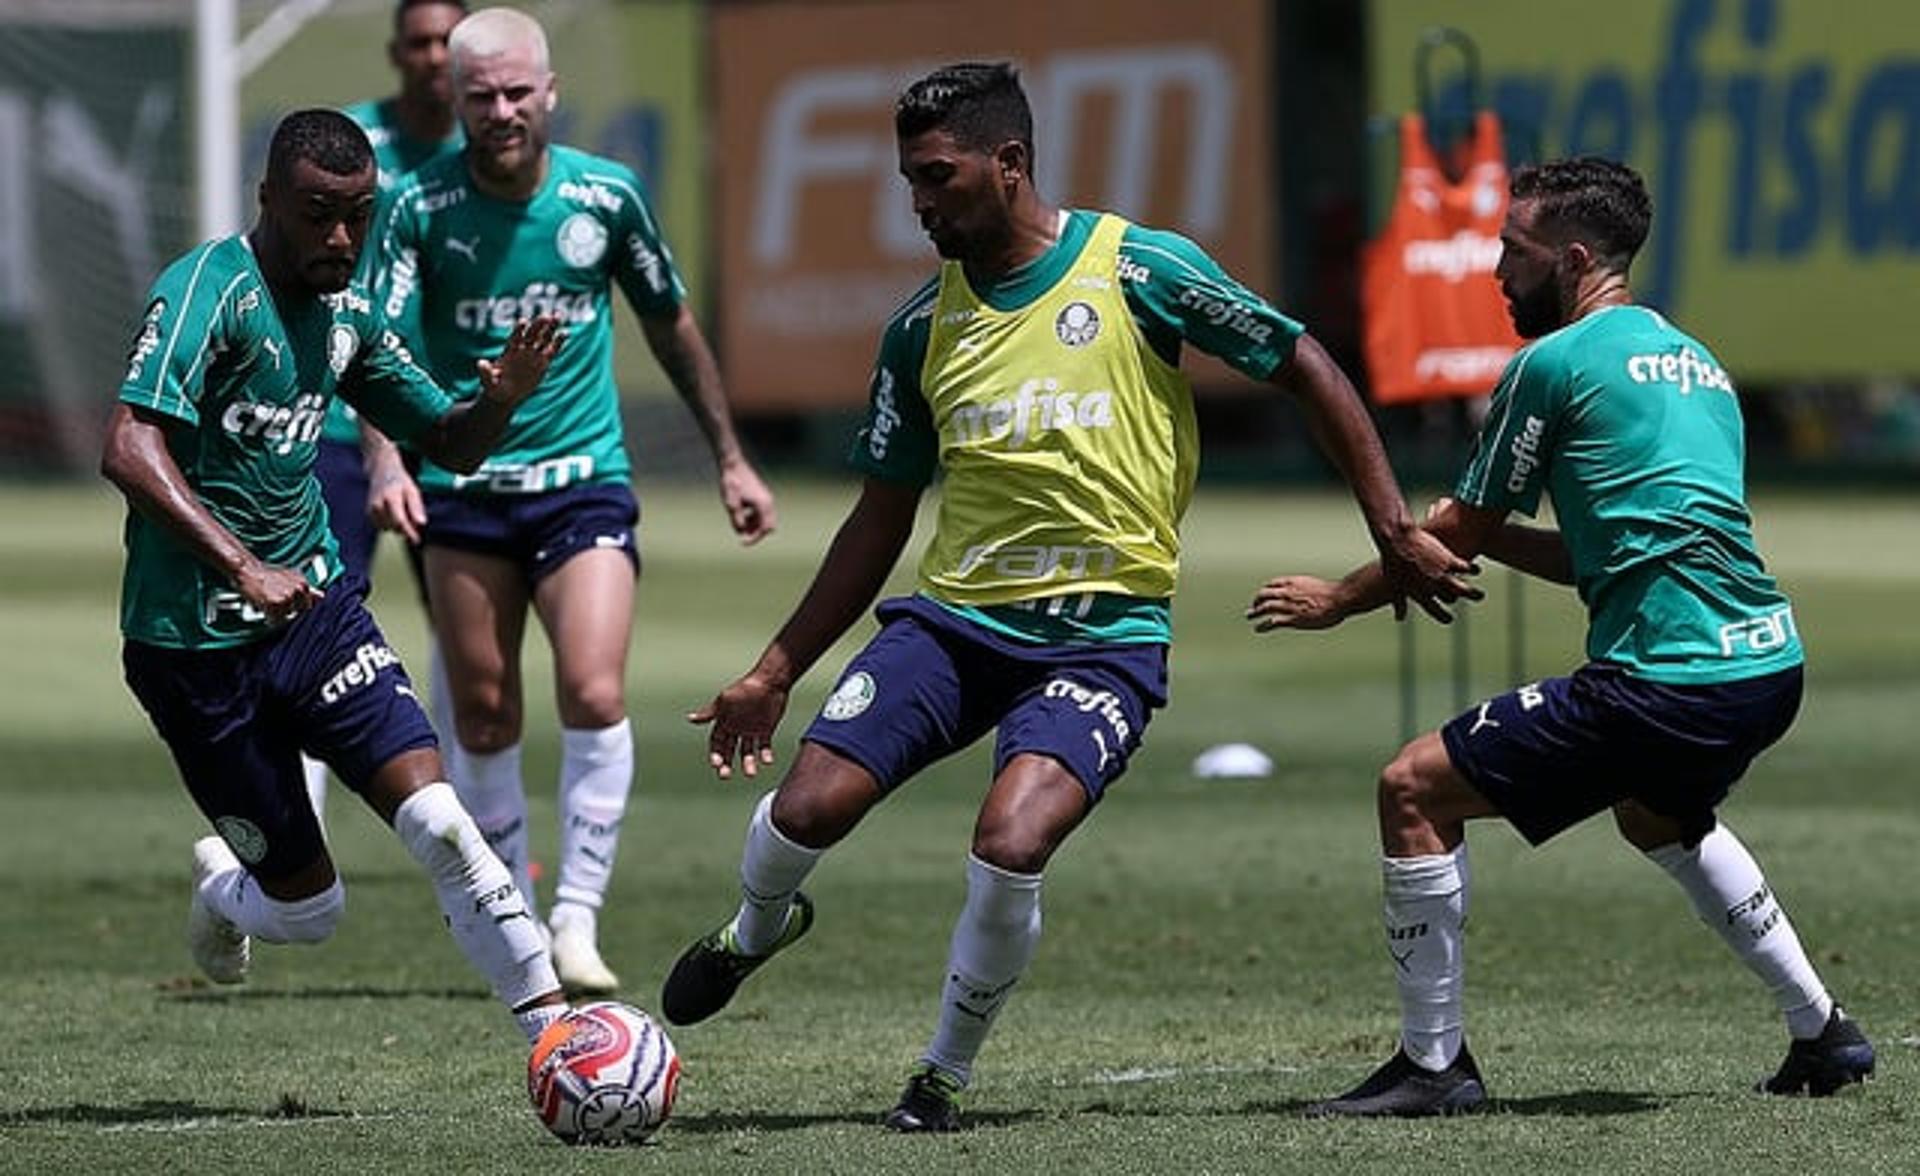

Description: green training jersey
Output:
[117,235,453,649]
[376,144,685,495]
[1455,304,1802,684]
[321,98,466,445]
[854,209,1305,644]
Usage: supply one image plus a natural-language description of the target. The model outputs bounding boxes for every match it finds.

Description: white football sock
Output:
[393,782,558,1020]
[729,791,823,954]
[1645,822,1833,1039]
[453,741,536,922]
[922,855,1043,1087]
[1383,845,1468,1071]
[516,1001,570,1045]
[300,754,329,833]
[201,869,346,944]
[553,720,633,916]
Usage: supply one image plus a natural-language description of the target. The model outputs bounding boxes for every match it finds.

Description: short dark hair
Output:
[265,108,375,188]
[394,0,467,31]
[896,62,1033,157]
[1509,156,1653,270]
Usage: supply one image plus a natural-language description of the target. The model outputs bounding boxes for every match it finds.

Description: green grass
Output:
[1,479,1915,1174]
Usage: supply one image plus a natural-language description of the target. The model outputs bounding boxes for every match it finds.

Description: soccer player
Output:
[1248,157,1876,1116]
[374,7,777,997]
[659,62,1475,1132]
[305,0,469,827]
[102,108,569,1045]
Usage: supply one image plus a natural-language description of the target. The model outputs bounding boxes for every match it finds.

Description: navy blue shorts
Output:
[801,595,1169,802]
[421,481,638,585]
[1440,662,1803,846]
[316,438,377,582]
[122,576,438,879]
[316,440,431,608]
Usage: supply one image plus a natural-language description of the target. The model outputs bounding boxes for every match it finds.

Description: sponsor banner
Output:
[1371,0,1920,379]
[243,0,705,398]
[714,0,1276,410]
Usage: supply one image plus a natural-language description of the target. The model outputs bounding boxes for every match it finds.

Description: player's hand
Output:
[688,673,789,780]
[234,560,324,624]
[476,315,565,409]
[717,456,777,545]
[1377,523,1480,624]
[366,448,427,543]
[1246,575,1349,632]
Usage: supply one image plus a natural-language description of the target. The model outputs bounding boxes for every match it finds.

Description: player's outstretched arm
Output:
[689,478,920,779]
[1248,496,1510,631]
[640,305,777,544]
[100,403,321,622]
[1271,333,1481,622]
[412,315,565,473]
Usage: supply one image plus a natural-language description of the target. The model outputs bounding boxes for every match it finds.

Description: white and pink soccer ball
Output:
[527,1001,681,1145]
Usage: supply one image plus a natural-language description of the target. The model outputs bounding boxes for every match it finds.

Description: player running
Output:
[103,108,569,1045]
[1250,156,1875,1116]
[373,6,776,997]
[660,61,1473,1132]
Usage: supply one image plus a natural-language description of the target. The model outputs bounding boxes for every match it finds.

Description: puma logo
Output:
[445,235,480,263]
[1468,702,1501,736]
[260,337,282,369]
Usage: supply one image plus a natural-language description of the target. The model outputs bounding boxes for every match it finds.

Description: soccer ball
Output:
[527,1001,681,1145]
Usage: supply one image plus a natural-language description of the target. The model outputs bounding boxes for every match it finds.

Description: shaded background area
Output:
[1,0,1915,485]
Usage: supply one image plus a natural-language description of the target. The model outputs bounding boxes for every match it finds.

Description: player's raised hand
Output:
[477,315,565,408]
[718,456,777,545]
[233,559,324,624]
[688,673,789,780]
[1247,574,1349,632]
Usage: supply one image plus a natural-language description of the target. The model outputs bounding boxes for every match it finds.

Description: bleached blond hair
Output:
[448,7,550,80]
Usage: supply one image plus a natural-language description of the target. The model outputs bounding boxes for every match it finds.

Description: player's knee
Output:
[969,831,1050,877]
[556,677,626,729]
[268,880,346,943]
[1378,751,1434,823]
[455,705,522,754]
[767,786,855,851]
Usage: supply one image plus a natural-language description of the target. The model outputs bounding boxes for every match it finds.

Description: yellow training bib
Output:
[917,214,1197,605]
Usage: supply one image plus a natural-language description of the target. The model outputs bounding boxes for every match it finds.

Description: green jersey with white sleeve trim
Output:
[375,144,685,496]
[116,235,453,649]
[1455,305,1801,683]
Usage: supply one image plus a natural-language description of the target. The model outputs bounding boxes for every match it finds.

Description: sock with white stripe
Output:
[1645,822,1833,1039]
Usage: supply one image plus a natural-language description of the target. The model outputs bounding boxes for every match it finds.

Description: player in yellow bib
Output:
[660,62,1475,1131]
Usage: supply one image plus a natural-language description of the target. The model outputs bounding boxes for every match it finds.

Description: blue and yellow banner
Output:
[1372,0,1920,378]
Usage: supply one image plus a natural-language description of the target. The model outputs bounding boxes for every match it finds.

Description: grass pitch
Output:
[0,478,1913,1175]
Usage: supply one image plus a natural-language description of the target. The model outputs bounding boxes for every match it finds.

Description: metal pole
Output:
[194,0,238,239]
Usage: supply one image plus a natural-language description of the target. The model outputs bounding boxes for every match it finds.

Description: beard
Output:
[1506,277,1564,339]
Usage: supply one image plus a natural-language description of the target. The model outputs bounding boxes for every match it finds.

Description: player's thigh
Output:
[531,546,635,722]
[425,545,531,692]
[122,640,329,885]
